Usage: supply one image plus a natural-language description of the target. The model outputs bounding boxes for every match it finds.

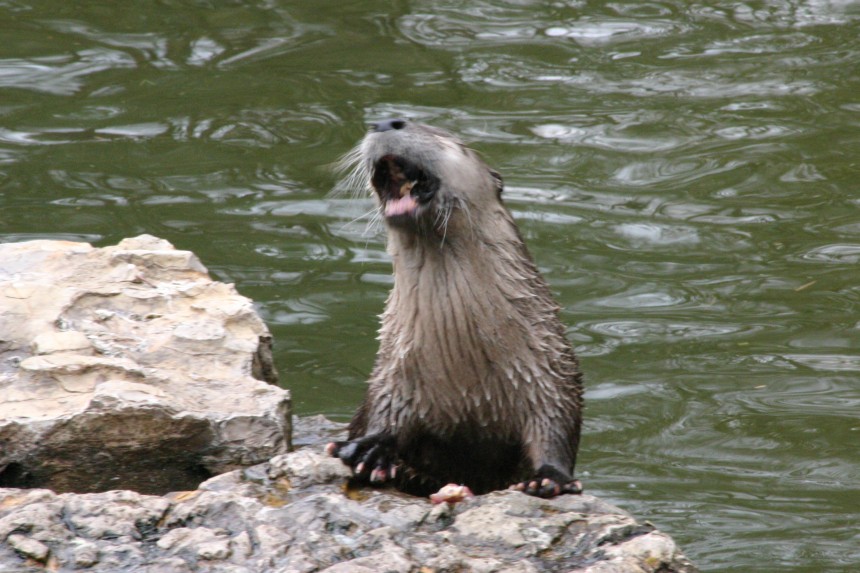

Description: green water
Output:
[2,1,860,570]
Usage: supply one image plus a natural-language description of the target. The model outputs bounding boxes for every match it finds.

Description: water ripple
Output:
[401,2,691,48]
[611,157,745,188]
[45,11,326,70]
[702,32,818,55]
[265,298,330,326]
[588,319,754,342]
[614,222,700,246]
[532,122,693,153]
[544,18,689,46]
[0,48,135,95]
[593,288,688,310]
[164,105,346,149]
[801,244,860,264]
[781,353,860,372]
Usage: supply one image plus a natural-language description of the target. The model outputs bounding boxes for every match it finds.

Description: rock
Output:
[6,533,50,563]
[0,426,699,572]
[0,235,290,495]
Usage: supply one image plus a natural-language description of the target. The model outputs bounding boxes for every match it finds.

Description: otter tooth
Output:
[400,181,415,198]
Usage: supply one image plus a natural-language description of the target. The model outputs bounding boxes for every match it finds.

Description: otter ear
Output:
[489,169,504,196]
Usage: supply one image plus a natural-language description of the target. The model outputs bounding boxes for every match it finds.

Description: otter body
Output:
[330,119,583,498]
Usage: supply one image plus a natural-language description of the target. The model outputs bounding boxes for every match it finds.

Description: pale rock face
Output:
[0,429,700,573]
[0,235,291,494]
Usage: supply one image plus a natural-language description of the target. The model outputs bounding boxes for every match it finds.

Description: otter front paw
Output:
[326,434,399,484]
[510,464,583,498]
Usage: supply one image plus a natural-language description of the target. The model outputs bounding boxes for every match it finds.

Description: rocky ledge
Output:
[0,236,290,494]
[0,417,698,573]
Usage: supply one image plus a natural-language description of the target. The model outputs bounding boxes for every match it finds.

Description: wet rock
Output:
[0,235,290,495]
[0,437,699,573]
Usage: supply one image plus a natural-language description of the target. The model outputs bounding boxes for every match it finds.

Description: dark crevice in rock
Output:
[596,523,656,546]
[0,462,36,489]
[252,334,279,386]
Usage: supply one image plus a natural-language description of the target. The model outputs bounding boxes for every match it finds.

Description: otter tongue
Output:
[384,194,418,217]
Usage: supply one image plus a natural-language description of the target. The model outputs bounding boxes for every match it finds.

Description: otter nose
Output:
[372,118,407,133]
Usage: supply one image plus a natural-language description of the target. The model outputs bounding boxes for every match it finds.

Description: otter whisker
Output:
[332,144,371,199]
[438,202,453,248]
[332,143,387,241]
[433,201,447,227]
[454,196,476,241]
[338,203,380,230]
[363,206,385,238]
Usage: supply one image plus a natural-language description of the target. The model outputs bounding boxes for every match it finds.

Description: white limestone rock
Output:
[0,235,290,494]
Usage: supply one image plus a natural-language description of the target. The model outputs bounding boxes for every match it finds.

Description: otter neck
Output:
[386,211,543,319]
[375,211,566,429]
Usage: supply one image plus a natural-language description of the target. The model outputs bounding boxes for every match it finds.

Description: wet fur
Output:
[339,121,583,496]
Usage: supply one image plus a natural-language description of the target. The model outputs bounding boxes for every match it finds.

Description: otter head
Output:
[357,119,505,242]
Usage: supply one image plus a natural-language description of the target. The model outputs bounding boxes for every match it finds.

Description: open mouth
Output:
[371,155,439,221]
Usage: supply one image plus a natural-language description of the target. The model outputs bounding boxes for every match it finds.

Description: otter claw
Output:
[370,467,390,483]
[512,465,583,498]
[327,434,398,486]
[563,480,584,494]
[327,440,360,461]
[512,477,566,498]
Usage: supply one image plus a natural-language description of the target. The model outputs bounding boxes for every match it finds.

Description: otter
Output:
[328,119,583,498]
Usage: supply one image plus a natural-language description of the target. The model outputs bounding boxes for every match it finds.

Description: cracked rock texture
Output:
[0,235,290,495]
[0,418,698,573]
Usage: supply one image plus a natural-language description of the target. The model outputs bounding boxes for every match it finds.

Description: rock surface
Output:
[0,417,698,573]
[0,236,290,494]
